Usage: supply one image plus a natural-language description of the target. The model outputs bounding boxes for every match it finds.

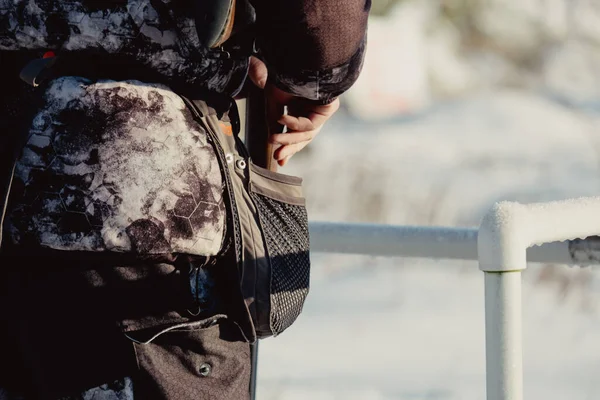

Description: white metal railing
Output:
[308,196,600,400]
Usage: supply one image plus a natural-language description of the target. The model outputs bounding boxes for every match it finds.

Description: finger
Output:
[248,56,268,89]
[277,114,314,132]
[278,155,292,167]
[274,142,309,161]
[270,131,314,145]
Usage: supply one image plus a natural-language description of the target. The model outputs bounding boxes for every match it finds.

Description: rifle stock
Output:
[245,84,282,171]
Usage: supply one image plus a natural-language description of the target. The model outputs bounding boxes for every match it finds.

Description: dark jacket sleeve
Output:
[249,0,370,104]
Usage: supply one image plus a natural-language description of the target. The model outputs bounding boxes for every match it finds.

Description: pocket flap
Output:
[249,164,304,206]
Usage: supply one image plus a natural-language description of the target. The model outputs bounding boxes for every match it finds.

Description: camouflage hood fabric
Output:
[0,0,250,96]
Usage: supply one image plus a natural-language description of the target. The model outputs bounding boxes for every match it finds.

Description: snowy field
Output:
[256,90,600,400]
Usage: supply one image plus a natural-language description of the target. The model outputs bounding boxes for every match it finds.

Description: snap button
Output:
[235,159,247,170]
[225,153,234,164]
[199,362,212,377]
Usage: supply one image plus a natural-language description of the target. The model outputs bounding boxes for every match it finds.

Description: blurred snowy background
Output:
[257,1,600,399]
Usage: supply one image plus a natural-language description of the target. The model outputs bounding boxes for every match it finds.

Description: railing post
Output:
[308,197,600,399]
[483,271,523,400]
[478,203,527,400]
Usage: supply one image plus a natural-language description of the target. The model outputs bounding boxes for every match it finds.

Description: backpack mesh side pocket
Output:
[251,192,309,335]
[248,164,310,336]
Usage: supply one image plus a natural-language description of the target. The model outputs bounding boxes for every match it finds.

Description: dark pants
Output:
[0,249,251,400]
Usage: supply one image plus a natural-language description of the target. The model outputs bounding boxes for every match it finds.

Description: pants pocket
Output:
[127,318,251,400]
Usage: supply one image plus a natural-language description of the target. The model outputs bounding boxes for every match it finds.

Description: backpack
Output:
[0,0,310,340]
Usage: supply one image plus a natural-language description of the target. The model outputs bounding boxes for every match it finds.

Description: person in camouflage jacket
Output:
[0,0,370,398]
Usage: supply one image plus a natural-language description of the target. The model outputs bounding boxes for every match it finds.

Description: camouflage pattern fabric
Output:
[0,0,248,94]
[6,77,226,256]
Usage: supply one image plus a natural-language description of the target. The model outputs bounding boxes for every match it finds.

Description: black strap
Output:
[18,51,243,106]
[0,54,42,251]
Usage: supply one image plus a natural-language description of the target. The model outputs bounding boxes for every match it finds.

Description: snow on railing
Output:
[309,196,600,400]
[309,222,600,265]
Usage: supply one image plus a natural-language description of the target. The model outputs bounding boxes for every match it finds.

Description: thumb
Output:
[248,56,268,89]
[265,83,287,137]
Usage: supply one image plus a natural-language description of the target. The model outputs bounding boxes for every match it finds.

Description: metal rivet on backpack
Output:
[235,159,247,170]
[225,153,234,164]
[199,363,212,377]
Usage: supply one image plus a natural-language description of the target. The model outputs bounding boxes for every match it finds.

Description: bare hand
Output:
[248,56,340,167]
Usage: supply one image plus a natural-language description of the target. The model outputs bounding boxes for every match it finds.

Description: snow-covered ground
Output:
[256,90,600,399]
